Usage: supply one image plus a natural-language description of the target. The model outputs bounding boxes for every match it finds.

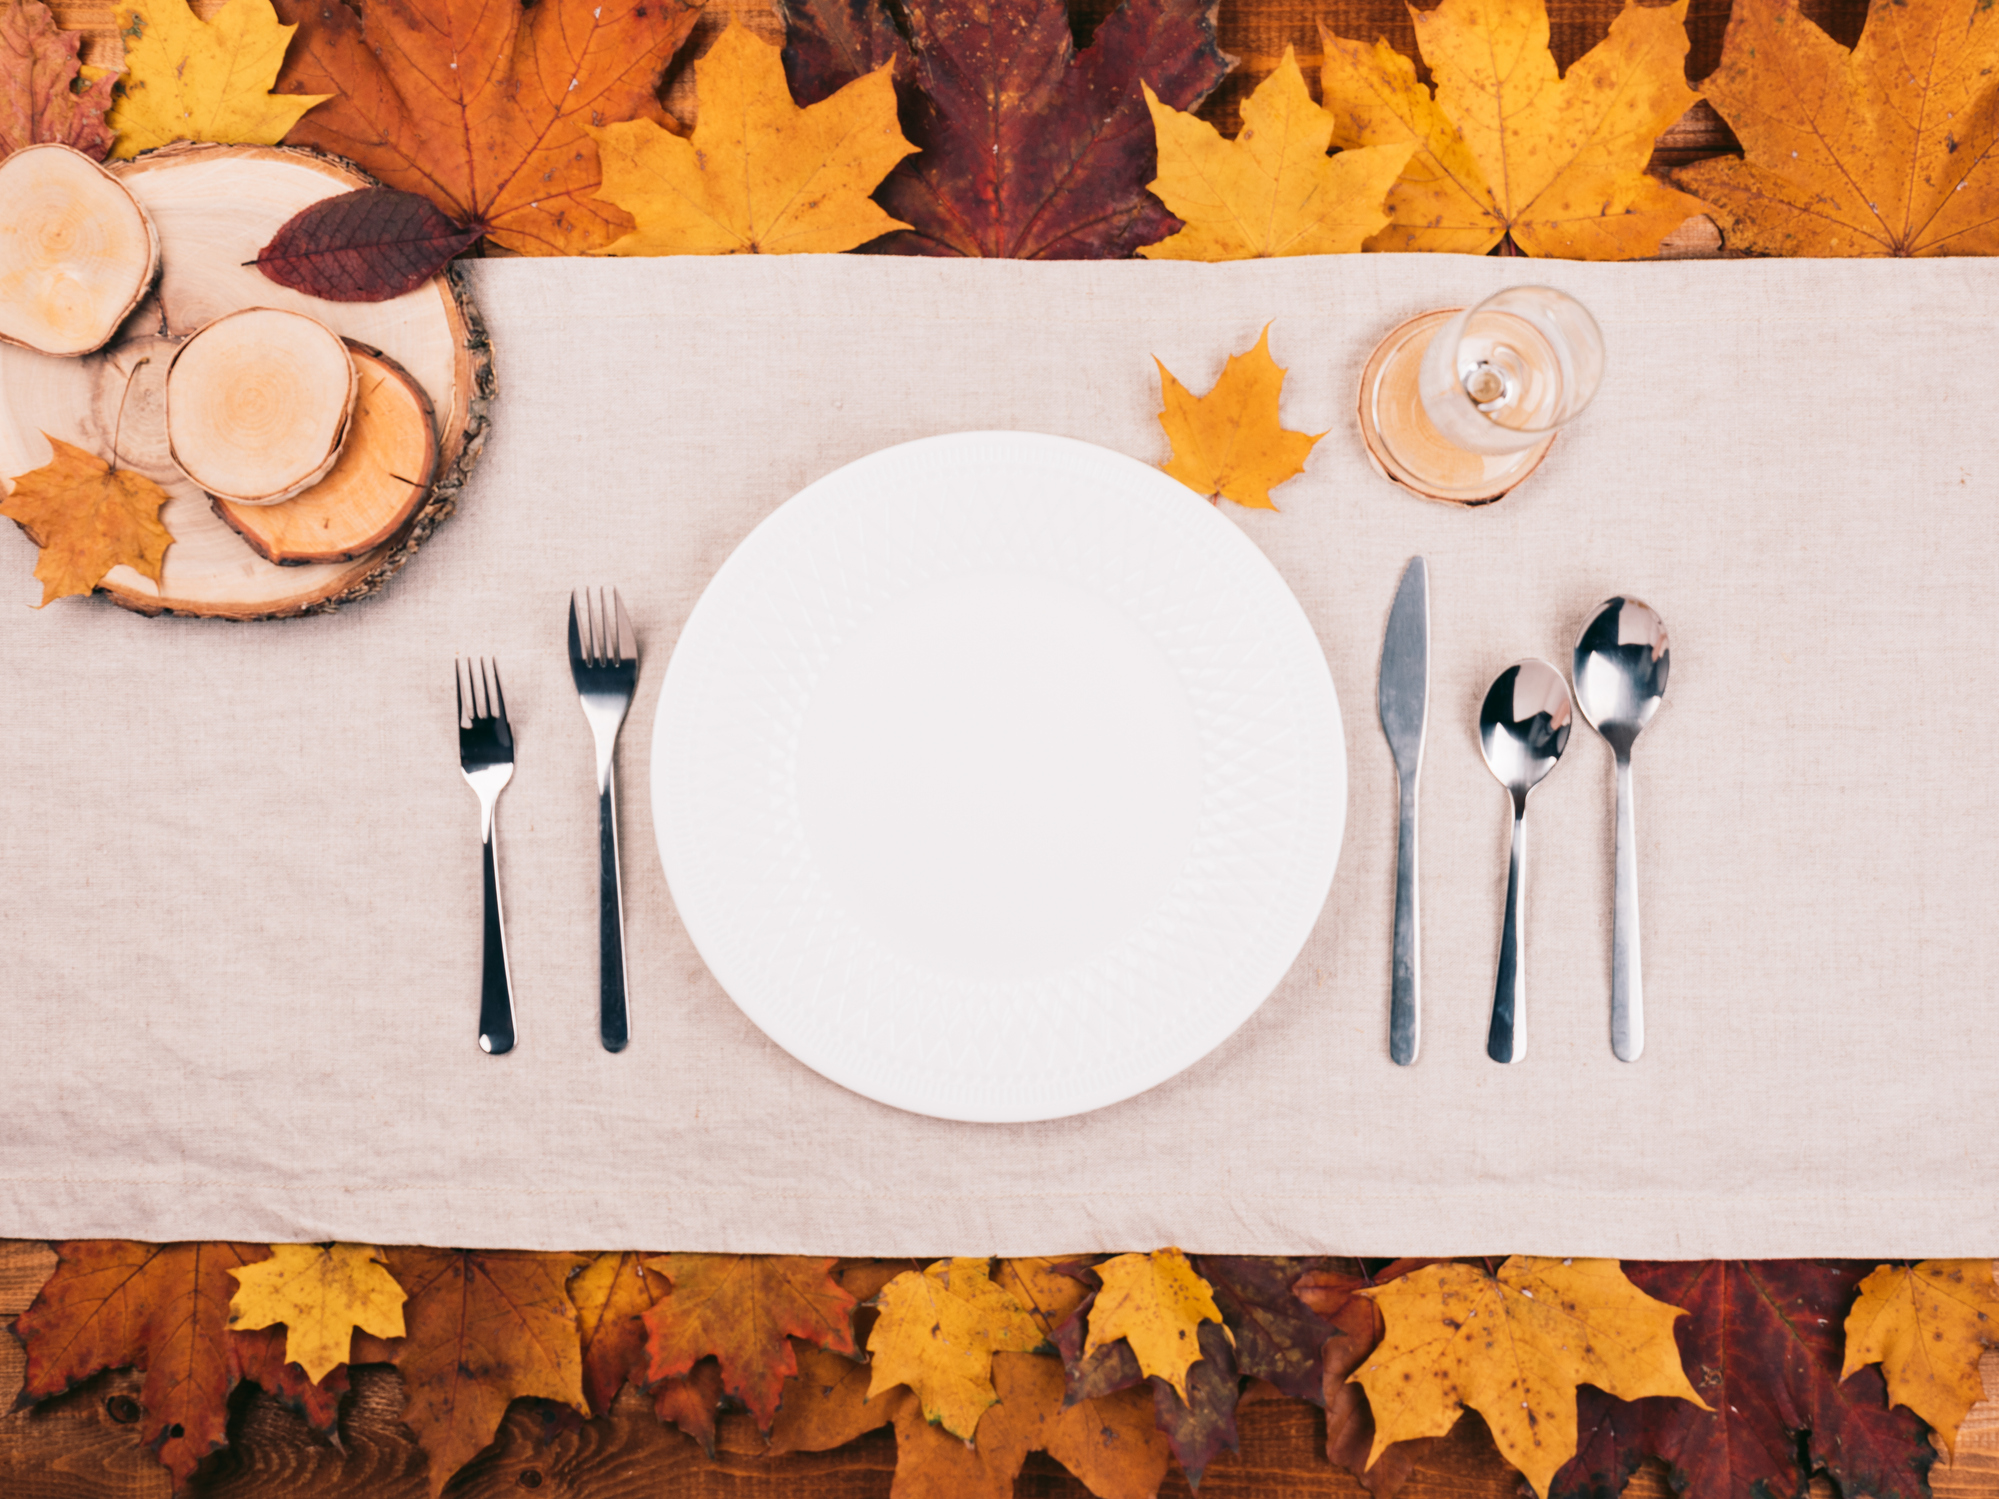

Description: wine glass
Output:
[1358,286,1606,504]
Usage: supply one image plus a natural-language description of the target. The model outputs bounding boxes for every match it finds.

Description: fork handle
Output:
[479,825,516,1055]
[598,779,630,1052]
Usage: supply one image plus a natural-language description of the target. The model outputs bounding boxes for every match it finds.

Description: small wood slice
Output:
[166,306,358,504]
[1356,309,1552,507]
[0,143,159,358]
[215,342,436,565]
[0,142,492,619]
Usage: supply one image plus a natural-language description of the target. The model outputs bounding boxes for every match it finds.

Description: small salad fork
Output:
[568,589,638,1052]
[457,656,516,1056]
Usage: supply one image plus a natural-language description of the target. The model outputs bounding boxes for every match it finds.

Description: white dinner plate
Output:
[652,432,1345,1121]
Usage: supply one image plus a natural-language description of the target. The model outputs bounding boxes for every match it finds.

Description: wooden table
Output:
[7,0,1982,1491]
[6,1240,1998,1497]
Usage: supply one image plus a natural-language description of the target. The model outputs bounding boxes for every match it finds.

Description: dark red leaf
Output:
[1552,1261,1935,1499]
[1194,1255,1337,1404]
[780,0,1232,258]
[253,188,481,303]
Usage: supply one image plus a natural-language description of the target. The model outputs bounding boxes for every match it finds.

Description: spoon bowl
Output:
[1478,660,1572,1064]
[1573,597,1670,1062]
[1574,598,1669,752]
[1480,660,1573,797]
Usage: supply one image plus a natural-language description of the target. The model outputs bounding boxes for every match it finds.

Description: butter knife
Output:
[1378,557,1429,1065]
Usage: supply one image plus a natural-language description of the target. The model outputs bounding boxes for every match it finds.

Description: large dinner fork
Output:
[568,589,638,1052]
[458,656,516,1056]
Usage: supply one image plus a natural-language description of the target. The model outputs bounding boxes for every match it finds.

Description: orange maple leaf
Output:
[1,436,173,605]
[1156,327,1322,510]
[567,1249,726,1451]
[642,1253,858,1431]
[269,0,701,255]
[1676,0,1999,255]
[384,1248,591,1499]
[13,1240,271,1485]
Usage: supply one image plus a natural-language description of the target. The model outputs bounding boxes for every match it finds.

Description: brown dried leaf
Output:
[569,1251,667,1420]
[643,1253,859,1433]
[383,1248,591,1499]
[13,1241,270,1485]
[0,0,115,157]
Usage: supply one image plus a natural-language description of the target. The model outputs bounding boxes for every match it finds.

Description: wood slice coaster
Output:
[216,343,437,565]
[0,144,159,358]
[0,142,493,619]
[165,306,358,504]
[1356,309,1553,506]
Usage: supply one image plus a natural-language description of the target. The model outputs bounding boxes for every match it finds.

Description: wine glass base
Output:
[1356,309,1556,506]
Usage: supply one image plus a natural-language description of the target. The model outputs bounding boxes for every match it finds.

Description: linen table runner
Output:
[0,254,1992,1258]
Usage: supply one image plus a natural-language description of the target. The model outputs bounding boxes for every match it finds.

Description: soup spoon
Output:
[1573,598,1670,1062]
[1478,660,1573,1063]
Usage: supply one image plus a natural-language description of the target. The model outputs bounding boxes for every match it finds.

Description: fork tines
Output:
[570,588,636,668]
[456,655,511,742]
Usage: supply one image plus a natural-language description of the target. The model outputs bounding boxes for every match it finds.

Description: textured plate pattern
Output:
[653,432,1345,1122]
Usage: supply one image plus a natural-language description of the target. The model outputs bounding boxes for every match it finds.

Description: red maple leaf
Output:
[780,0,1232,257]
[1552,1260,1935,1499]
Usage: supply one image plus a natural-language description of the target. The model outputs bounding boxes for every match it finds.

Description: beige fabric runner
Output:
[1,253,1994,1258]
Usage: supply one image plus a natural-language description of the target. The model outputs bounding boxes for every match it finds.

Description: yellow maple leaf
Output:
[995,1256,1094,1338]
[865,1256,1041,1439]
[107,0,329,159]
[1355,1258,1708,1498]
[1842,1259,1999,1454]
[226,1242,407,1384]
[590,21,914,256]
[1156,326,1321,511]
[1083,1246,1232,1402]
[1,434,172,605]
[1138,48,1414,260]
[1675,0,1999,254]
[1319,0,1707,258]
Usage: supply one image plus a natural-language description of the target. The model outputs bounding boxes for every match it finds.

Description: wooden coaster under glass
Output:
[1357,309,1556,506]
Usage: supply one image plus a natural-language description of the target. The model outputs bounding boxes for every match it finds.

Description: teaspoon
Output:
[1572,598,1670,1062]
[1478,660,1573,1064]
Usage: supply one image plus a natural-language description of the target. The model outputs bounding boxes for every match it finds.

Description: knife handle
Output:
[1389,775,1419,1065]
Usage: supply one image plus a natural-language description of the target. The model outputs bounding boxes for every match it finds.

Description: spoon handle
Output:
[1488,802,1526,1064]
[1612,751,1644,1061]
[1389,775,1419,1065]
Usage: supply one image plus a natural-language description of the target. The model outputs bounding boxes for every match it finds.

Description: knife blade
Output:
[1378,556,1429,1065]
